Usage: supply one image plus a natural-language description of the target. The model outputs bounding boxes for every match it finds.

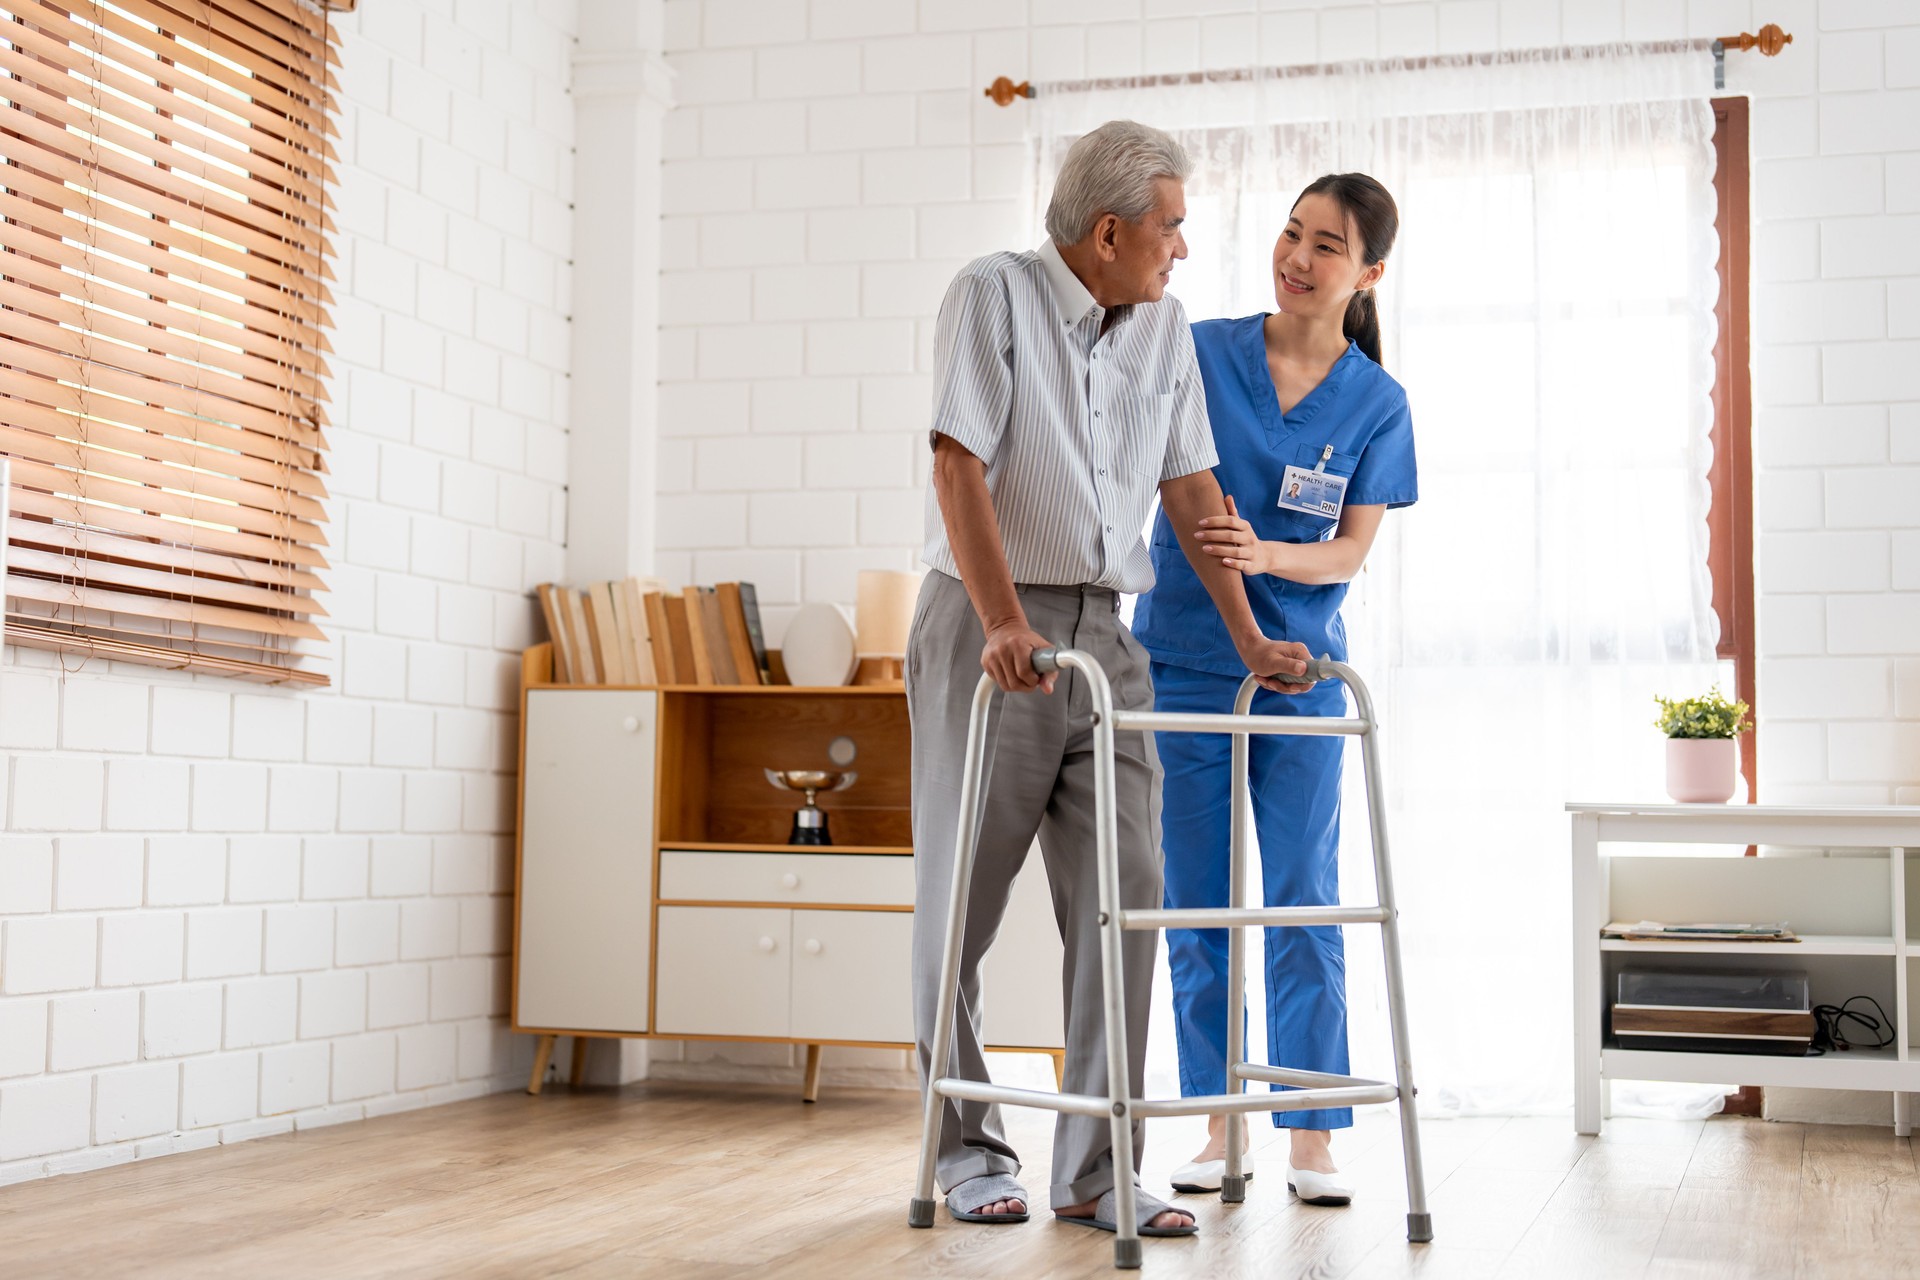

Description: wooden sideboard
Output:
[511,644,1066,1098]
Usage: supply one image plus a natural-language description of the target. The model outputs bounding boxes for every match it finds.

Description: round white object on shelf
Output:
[781,603,858,687]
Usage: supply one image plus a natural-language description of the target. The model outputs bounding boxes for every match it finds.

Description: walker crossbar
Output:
[907,649,1432,1269]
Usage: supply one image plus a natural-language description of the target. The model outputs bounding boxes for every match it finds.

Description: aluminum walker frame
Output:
[906,648,1432,1270]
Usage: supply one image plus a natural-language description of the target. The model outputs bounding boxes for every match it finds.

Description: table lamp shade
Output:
[855,570,920,657]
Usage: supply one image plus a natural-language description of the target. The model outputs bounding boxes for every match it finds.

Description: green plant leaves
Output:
[1653,687,1752,739]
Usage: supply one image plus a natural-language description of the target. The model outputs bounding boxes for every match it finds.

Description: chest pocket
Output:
[1275,442,1361,542]
[1106,393,1172,480]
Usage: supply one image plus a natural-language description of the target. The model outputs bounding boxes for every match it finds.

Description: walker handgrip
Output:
[1031,647,1061,674]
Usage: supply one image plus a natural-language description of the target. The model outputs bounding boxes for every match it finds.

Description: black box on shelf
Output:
[1610,968,1815,1056]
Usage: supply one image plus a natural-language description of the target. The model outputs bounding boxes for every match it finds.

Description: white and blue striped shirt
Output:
[921,240,1217,595]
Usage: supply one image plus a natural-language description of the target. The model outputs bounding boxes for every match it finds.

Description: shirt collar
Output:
[1038,239,1104,331]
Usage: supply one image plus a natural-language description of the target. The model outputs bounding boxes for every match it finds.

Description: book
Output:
[587,581,626,684]
[608,583,638,684]
[642,591,677,684]
[565,588,600,685]
[715,583,763,687]
[622,577,657,684]
[662,592,698,686]
[681,586,718,684]
[536,583,573,683]
[735,581,771,684]
[698,587,740,684]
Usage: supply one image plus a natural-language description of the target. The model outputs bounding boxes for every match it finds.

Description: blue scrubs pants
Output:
[1152,659,1351,1130]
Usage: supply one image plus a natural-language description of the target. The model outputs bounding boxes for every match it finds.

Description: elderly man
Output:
[909,120,1311,1239]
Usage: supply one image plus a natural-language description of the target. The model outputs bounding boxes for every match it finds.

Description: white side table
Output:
[1569,803,1920,1136]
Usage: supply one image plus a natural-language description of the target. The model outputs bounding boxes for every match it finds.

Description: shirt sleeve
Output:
[928,269,1014,463]
[1159,316,1219,482]
[1346,388,1419,508]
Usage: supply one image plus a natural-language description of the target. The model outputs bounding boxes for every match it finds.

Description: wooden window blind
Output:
[1,0,338,685]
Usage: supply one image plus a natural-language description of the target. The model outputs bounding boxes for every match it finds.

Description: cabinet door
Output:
[980,849,1067,1050]
[517,689,656,1033]
[790,909,914,1043]
[655,907,792,1037]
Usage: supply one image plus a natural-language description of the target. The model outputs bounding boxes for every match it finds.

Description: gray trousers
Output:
[906,570,1163,1210]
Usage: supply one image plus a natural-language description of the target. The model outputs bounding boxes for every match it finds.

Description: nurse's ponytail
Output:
[1296,173,1399,368]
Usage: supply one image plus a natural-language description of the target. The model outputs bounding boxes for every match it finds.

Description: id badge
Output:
[1278,464,1346,520]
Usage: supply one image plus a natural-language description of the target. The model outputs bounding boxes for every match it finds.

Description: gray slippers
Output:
[946,1172,1031,1224]
[1055,1185,1199,1237]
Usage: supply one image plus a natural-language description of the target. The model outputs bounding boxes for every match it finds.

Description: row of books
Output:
[535,578,771,686]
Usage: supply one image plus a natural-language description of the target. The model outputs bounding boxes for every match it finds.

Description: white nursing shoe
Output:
[1285,1163,1354,1206]
[1168,1159,1254,1194]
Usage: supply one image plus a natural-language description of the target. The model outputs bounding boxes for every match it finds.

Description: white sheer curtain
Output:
[1029,47,1730,1115]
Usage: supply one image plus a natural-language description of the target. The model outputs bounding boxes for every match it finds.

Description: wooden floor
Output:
[2,1081,1916,1278]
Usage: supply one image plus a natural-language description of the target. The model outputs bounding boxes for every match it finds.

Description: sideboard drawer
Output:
[654,906,793,1037]
[659,850,914,907]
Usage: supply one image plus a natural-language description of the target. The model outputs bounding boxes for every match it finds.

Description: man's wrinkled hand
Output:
[982,620,1056,694]
[1236,635,1314,695]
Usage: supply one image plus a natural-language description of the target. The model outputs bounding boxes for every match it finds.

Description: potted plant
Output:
[1654,687,1752,803]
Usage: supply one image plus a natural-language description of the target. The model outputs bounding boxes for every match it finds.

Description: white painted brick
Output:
[1823,340,1920,404]
[345,501,411,575]
[370,839,433,903]
[804,432,914,491]
[0,837,53,915]
[141,985,221,1059]
[3,915,95,995]
[918,200,1025,261]
[1822,217,1920,280]
[1828,593,1920,655]
[191,763,268,834]
[754,264,860,321]
[1754,157,1881,219]
[750,377,860,434]
[1820,28,1882,92]
[1825,468,1920,530]
[367,964,430,1030]
[50,991,139,1070]
[1086,22,1144,77]
[146,836,225,907]
[300,969,367,1041]
[661,270,754,326]
[807,319,916,375]
[303,837,371,901]
[186,910,261,981]
[0,673,58,749]
[60,679,148,752]
[10,756,104,832]
[1759,657,1892,720]
[429,958,492,1021]
[810,0,916,39]
[99,912,183,988]
[860,146,971,206]
[1753,280,1885,344]
[699,212,809,270]
[180,1052,258,1129]
[105,760,190,833]
[228,836,300,905]
[336,904,401,969]
[1891,279,1920,339]
[859,488,925,546]
[1758,472,1819,531]
[1759,531,1888,593]
[1896,532,1920,591]
[697,322,805,378]
[1820,89,1920,157]
[55,836,145,911]
[1756,405,1887,466]
[436,585,494,648]
[689,550,803,604]
[701,101,808,159]
[750,492,857,547]
[860,374,936,433]
[342,634,410,703]
[1032,23,1088,78]
[0,999,47,1078]
[338,770,405,836]
[94,1062,179,1144]
[1198,13,1260,69]
[376,572,440,640]
[802,547,917,606]
[331,1033,396,1102]
[807,94,915,153]
[264,906,334,975]
[1757,343,1819,407]
[224,975,297,1050]
[1898,658,1920,716]
[1829,721,1920,783]
[662,159,755,214]
[401,899,461,962]
[463,779,512,841]
[456,1017,511,1081]
[396,1023,457,1091]
[459,895,511,956]
[1140,18,1201,75]
[659,380,752,436]
[0,1074,92,1159]
[403,772,463,834]
[259,1041,330,1116]
[695,435,805,491]
[268,768,339,835]
[1753,219,1819,284]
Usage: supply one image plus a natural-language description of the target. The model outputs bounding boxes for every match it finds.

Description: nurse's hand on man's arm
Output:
[981,618,1058,695]
[1195,496,1278,575]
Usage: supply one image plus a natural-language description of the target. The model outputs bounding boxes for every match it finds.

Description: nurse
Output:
[1132,173,1417,1206]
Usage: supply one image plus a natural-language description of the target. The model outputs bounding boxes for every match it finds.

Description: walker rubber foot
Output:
[1407,1212,1433,1243]
[908,1198,936,1228]
[1221,1173,1248,1204]
[1113,1237,1142,1270]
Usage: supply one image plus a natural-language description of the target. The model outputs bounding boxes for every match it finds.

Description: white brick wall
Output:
[0,0,569,1184]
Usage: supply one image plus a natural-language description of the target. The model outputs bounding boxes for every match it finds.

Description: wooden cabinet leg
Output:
[802,1044,823,1104]
[527,1034,557,1095]
[570,1037,591,1088]
[1050,1051,1066,1091]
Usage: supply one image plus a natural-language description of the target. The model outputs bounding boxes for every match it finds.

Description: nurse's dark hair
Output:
[1294,173,1399,366]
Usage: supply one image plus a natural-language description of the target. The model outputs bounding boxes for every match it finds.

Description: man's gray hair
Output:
[1044,120,1193,246]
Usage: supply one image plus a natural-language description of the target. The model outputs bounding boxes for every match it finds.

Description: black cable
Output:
[1807,995,1895,1055]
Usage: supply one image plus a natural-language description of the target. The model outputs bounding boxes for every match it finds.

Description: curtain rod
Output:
[984,23,1792,105]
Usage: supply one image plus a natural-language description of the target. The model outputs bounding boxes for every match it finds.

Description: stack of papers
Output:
[1603,921,1800,943]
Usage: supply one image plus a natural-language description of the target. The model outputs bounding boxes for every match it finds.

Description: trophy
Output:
[764,769,857,846]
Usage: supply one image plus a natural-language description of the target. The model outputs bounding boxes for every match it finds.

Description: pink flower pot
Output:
[1666,738,1737,803]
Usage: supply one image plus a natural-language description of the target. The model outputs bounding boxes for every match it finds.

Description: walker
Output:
[906,649,1432,1270]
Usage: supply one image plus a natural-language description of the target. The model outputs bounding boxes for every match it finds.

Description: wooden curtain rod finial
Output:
[984,76,1033,107]
[1720,24,1793,57]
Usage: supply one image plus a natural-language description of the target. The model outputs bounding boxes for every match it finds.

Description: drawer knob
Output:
[757,935,776,953]
[622,716,640,733]
[781,873,800,889]
[804,939,822,955]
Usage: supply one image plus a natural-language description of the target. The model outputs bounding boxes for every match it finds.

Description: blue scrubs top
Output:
[1134,314,1419,676]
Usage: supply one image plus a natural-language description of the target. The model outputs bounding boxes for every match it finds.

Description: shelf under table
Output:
[1601,934,1897,957]
[1603,1043,1917,1093]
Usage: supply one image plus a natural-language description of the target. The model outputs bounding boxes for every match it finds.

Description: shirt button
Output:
[1099,469,1107,476]
[1093,410,1101,418]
